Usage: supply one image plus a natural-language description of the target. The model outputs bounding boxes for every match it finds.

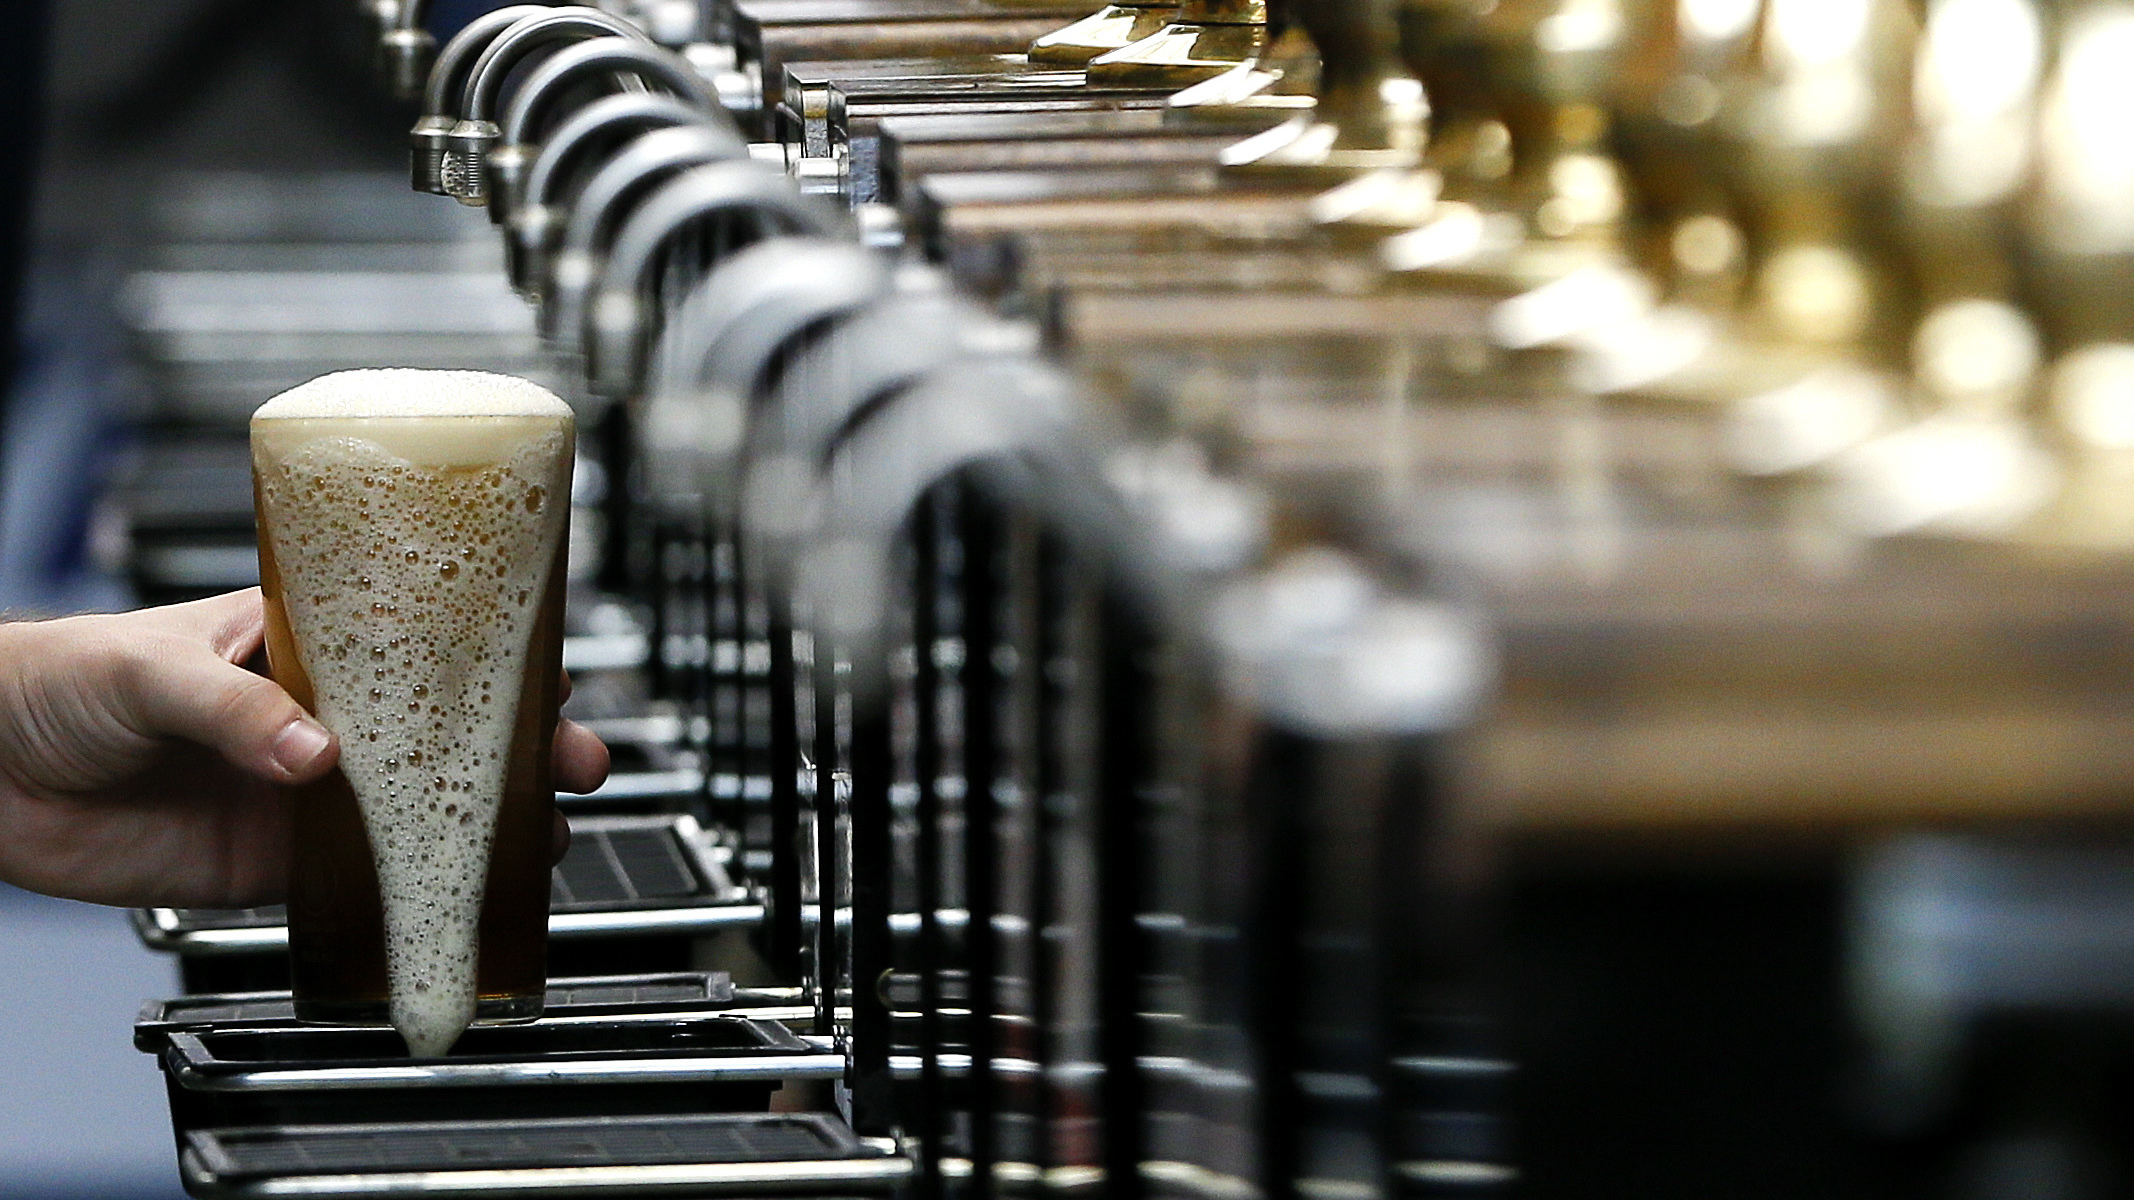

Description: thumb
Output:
[124,647,340,785]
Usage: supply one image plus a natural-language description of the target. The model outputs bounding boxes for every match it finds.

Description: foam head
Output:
[253,369,575,467]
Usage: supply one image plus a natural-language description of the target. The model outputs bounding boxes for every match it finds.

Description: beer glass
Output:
[251,368,574,1056]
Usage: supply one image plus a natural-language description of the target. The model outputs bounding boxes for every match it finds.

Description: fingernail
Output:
[272,718,332,775]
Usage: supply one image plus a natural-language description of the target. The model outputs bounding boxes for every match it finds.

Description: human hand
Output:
[0,589,608,908]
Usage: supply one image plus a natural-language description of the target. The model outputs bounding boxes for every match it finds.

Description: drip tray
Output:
[153,1014,845,1130]
[136,972,740,1048]
[132,814,763,958]
[181,1112,910,1197]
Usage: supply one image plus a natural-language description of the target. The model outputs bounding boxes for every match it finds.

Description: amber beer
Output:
[251,369,574,1056]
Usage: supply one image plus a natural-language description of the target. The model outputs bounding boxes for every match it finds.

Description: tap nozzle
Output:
[409,4,552,194]
[378,25,436,102]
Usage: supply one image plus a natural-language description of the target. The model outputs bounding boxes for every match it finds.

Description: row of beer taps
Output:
[365,0,2134,560]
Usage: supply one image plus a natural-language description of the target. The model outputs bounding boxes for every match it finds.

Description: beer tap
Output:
[411,5,554,195]
[639,237,894,515]
[584,161,844,397]
[2026,2,2132,334]
[1085,0,1270,87]
[783,352,1079,665]
[1823,0,2051,533]
[1713,0,1916,358]
[508,92,709,295]
[443,7,651,206]
[1838,0,2134,546]
[601,0,706,44]
[2023,0,2134,445]
[2028,0,2134,547]
[1601,0,1762,314]
[1028,0,1183,65]
[1396,0,1501,192]
[377,0,437,102]
[488,37,724,227]
[541,122,752,340]
[760,285,1027,485]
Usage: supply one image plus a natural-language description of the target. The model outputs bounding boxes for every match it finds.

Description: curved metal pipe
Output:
[377,0,438,100]
[586,161,843,397]
[509,92,706,295]
[489,37,722,225]
[653,238,887,403]
[541,123,751,339]
[790,356,1079,657]
[409,4,552,194]
[442,7,647,205]
[636,237,892,513]
[739,283,1011,551]
[767,285,1018,467]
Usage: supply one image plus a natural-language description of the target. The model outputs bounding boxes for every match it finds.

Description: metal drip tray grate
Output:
[150,1015,842,1132]
[135,815,759,954]
[198,1114,851,1175]
[163,907,284,931]
[136,973,738,1049]
[553,823,702,905]
[180,1112,911,1195]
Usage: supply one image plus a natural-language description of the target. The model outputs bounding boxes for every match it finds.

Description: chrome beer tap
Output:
[639,237,894,515]
[488,36,723,226]
[444,6,651,205]
[584,161,845,396]
[541,122,753,338]
[411,5,554,195]
[509,92,712,295]
[377,0,437,101]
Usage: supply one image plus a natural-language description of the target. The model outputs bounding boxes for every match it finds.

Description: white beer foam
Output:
[255,370,572,1058]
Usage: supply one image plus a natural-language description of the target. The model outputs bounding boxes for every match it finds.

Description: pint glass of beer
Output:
[251,369,574,1056]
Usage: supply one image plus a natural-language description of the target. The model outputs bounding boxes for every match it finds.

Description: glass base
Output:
[292,992,544,1026]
